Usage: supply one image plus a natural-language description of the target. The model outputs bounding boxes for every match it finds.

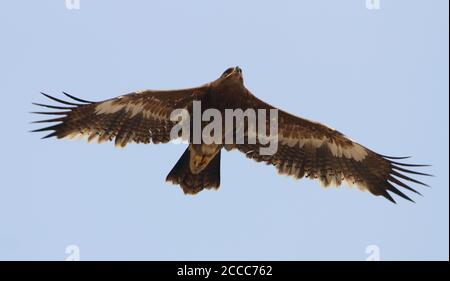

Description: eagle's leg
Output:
[165,145,221,194]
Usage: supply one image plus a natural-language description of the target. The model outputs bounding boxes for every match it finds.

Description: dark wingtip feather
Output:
[388,176,422,196]
[42,132,59,139]
[386,182,415,203]
[389,160,431,167]
[391,165,434,177]
[381,191,397,204]
[391,171,430,187]
[32,102,73,110]
[379,154,412,160]
[31,124,61,133]
[375,153,411,161]
[62,92,94,104]
[30,111,70,115]
[31,117,64,124]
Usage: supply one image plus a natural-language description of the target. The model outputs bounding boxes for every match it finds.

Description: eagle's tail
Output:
[166,148,221,194]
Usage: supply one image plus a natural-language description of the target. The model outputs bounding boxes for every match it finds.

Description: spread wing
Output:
[31,88,207,147]
[228,92,431,203]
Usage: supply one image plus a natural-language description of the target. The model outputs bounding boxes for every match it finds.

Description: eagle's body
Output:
[32,67,430,203]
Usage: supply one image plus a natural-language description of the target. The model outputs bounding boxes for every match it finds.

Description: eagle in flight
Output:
[32,67,430,203]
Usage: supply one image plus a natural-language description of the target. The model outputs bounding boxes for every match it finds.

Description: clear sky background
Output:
[0,0,448,260]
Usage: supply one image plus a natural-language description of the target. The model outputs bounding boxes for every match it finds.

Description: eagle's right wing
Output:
[31,87,207,147]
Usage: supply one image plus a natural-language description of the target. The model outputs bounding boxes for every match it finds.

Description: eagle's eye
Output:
[221,67,235,77]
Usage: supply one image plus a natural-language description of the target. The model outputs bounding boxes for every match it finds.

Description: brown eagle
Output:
[32,66,430,203]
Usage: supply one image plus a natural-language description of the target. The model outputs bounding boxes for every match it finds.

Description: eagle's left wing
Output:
[228,91,431,203]
[31,88,207,146]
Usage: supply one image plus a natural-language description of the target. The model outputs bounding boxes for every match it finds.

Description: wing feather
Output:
[229,91,430,203]
[31,88,207,146]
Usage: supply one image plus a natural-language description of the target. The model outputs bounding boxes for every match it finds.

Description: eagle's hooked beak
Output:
[221,66,243,80]
[226,66,242,78]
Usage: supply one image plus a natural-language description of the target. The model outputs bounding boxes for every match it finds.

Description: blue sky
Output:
[0,0,448,260]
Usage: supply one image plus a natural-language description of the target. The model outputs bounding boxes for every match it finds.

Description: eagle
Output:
[31,66,430,203]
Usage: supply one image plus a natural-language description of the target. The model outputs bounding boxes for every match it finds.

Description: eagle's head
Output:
[218,66,244,85]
